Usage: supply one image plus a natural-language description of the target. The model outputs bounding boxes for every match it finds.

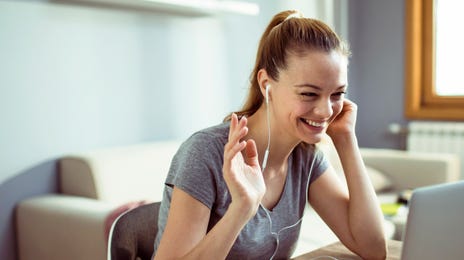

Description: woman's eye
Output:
[331,91,346,100]
[301,92,317,97]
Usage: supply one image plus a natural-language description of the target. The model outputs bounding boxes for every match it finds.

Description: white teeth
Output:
[304,119,325,127]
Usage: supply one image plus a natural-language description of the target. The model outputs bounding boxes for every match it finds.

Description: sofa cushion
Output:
[366,166,393,192]
[59,141,181,205]
[317,136,393,192]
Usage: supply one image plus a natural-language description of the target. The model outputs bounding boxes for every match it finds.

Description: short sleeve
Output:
[165,132,225,210]
[308,145,330,184]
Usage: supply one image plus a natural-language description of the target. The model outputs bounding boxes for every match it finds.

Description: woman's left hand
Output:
[326,99,357,139]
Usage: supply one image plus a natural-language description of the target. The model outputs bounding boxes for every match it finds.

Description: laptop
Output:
[401,180,464,260]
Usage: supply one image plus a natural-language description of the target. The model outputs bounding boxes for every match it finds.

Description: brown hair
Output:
[224,10,350,121]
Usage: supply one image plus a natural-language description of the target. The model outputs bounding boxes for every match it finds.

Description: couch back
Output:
[58,137,460,205]
[59,141,182,205]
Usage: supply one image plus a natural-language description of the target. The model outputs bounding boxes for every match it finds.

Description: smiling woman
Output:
[153,9,386,260]
[405,0,464,120]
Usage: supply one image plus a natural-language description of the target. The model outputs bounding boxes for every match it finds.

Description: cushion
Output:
[317,135,393,192]
[366,166,393,192]
[59,141,181,204]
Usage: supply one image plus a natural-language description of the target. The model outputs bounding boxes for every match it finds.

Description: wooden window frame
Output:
[405,0,464,120]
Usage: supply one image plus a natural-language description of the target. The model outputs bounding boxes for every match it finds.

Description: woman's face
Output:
[269,50,348,144]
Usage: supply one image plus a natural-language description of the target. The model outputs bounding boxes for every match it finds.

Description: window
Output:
[405,0,464,120]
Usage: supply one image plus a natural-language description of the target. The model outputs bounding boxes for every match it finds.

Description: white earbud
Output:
[265,84,270,104]
[262,84,271,170]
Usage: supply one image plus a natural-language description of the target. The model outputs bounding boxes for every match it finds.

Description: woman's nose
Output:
[313,99,333,119]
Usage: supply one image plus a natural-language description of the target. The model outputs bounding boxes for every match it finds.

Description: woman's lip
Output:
[301,118,327,128]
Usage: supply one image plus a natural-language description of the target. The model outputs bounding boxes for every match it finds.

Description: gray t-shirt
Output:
[154,122,328,259]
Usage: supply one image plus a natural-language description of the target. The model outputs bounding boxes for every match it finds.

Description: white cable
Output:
[260,205,278,260]
[262,147,318,260]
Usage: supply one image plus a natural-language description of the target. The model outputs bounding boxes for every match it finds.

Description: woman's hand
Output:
[326,99,358,140]
[223,114,266,220]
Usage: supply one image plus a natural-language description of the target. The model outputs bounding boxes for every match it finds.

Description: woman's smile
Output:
[300,118,327,128]
[298,117,327,136]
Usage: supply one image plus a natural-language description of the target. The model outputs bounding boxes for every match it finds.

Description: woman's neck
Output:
[245,106,299,174]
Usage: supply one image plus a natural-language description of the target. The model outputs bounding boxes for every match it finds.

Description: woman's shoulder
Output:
[195,122,230,139]
[189,122,229,143]
[292,142,325,166]
[177,122,229,155]
[294,142,317,155]
[291,142,328,183]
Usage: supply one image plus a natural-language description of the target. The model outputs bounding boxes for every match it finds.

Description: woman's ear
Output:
[257,69,271,102]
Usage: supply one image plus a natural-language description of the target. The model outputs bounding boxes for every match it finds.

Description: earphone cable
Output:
[263,152,317,260]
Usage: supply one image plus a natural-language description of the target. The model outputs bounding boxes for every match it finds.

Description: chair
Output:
[108,202,161,260]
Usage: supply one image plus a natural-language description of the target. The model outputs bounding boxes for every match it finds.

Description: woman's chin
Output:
[300,133,324,145]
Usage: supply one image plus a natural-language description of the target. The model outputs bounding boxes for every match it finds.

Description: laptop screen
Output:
[401,181,464,260]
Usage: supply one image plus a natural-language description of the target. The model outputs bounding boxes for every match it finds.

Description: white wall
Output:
[0,1,231,183]
[0,0,339,184]
[0,1,340,258]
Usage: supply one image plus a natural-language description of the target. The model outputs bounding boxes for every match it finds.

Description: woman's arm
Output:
[154,114,265,259]
[309,99,387,260]
[154,187,253,260]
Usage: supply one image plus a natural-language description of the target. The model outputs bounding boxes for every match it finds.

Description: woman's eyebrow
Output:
[294,84,347,90]
[294,84,322,90]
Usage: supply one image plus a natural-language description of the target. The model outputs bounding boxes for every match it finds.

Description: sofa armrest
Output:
[360,148,460,191]
[16,195,115,260]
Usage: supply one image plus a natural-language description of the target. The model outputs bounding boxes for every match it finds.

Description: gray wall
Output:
[348,0,407,149]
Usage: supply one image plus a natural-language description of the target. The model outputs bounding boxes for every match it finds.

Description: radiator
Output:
[407,121,464,179]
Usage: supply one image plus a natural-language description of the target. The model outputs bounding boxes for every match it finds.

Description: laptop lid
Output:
[401,181,464,260]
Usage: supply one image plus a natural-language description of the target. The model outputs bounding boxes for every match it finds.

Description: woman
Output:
[153,10,387,260]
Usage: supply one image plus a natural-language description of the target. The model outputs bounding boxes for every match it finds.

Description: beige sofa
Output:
[16,141,181,260]
[16,139,460,260]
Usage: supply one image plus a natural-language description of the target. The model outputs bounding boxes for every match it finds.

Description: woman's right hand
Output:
[223,114,266,220]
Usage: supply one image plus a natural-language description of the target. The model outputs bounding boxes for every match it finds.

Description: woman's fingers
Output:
[227,114,248,150]
[228,114,246,139]
[224,114,249,164]
[228,113,238,140]
[243,139,259,167]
